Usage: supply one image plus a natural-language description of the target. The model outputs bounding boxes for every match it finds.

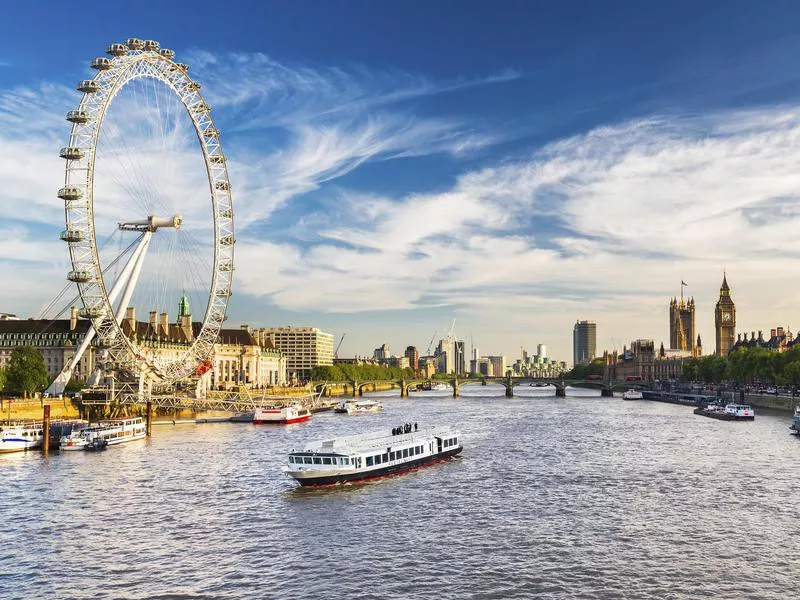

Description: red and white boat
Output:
[253,405,311,425]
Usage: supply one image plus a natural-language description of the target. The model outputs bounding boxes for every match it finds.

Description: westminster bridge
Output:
[313,376,633,398]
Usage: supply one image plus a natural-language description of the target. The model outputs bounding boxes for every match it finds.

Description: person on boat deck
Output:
[414,423,418,431]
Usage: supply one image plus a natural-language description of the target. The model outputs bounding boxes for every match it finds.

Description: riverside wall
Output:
[721,391,800,413]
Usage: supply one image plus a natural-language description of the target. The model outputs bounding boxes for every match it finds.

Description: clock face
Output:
[722,312,732,323]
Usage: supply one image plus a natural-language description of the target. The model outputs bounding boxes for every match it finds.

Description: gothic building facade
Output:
[714,273,736,356]
[669,296,696,353]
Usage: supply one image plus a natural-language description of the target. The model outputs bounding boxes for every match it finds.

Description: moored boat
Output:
[622,389,644,400]
[431,383,450,392]
[253,405,311,424]
[694,403,754,421]
[790,407,800,435]
[283,425,462,486]
[0,421,44,453]
[59,417,146,450]
[334,399,383,414]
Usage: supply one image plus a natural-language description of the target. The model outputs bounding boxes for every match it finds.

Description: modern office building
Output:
[573,320,597,366]
[404,345,419,370]
[253,326,334,381]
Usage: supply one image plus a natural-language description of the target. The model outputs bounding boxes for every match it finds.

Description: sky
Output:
[3,1,800,363]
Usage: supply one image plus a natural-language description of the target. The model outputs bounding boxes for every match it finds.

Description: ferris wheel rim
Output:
[60,39,234,383]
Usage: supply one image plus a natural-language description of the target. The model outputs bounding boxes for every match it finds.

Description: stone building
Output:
[714,273,736,357]
[604,339,655,382]
[669,296,696,353]
[252,326,333,382]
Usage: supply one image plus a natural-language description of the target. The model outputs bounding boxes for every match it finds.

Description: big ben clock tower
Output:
[715,273,736,356]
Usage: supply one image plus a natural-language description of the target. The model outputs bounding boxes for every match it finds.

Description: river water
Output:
[2,385,798,599]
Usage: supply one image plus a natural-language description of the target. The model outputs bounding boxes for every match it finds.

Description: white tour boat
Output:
[283,424,462,486]
[723,404,755,420]
[334,399,383,414]
[253,405,311,425]
[431,383,450,392]
[59,417,146,450]
[0,421,44,453]
[622,389,644,400]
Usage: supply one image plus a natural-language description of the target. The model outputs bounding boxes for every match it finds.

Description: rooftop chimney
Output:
[149,310,157,331]
[160,312,169,338]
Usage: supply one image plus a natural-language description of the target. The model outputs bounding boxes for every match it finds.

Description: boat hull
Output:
[289,446,463,487]
[693,408,754,421]
[254,415,311,425]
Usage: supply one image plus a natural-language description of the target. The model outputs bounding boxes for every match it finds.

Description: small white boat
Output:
[0,421,44,453]
[431,383,450,392]
[790,407,800,435]
[723,404,754,420]
[335,399,383,414]
[283,425,462,486]
[60,417,146,450]
[622,389,643,400]
[253,405,311,424]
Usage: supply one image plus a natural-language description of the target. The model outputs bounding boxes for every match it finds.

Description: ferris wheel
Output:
[48,38,234,395]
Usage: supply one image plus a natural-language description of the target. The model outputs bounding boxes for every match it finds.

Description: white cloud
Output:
[234,105,800,358]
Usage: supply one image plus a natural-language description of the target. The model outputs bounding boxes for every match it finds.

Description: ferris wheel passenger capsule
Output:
[91,57,112,70]
[67,270,92,283]
[126,38,144,50]
[159,48,175,60]
[78,307,103,319]
[66,110,89,123]
[77,80,100,93]
[57,186,82,201]
[59,147,84,160]
[106,43,128,56]
[143,40,160,51]
[183,81,201,92]
[60,229,84,243]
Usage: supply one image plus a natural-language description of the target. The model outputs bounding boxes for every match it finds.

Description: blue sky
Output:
[4,1,800,362]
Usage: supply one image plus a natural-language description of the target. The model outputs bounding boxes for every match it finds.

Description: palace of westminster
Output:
[604,273,798,382]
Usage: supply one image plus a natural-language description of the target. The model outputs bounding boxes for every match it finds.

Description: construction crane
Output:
[448,318,457,340]
[334,333,346,359]
[426,331,437,355]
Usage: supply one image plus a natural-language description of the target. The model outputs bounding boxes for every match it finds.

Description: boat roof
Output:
[292,425,460,455]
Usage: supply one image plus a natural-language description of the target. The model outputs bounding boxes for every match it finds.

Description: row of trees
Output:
[563,358,605,380]
[681,345,800,389]
[0,346,49,397]
[310,364,417,382]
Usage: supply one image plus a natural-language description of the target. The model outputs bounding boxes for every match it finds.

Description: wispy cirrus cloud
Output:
[234,104,800,354]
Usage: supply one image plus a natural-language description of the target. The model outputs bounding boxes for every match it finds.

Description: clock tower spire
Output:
[715,272,736,356]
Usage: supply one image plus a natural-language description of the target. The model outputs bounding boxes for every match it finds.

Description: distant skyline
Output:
[3,2,800,361]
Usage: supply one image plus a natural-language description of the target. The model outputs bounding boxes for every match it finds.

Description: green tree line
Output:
[311,364,417,382]
[563,358,605,380]
[682,345,800,390]
[1,345,49,398]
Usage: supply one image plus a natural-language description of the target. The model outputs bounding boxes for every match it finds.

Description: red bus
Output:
[585,375,603,381]
[625,376,643,382]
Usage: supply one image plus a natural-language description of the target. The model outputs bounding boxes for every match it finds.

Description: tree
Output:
[6,346,49,398]
[784,361,800,396]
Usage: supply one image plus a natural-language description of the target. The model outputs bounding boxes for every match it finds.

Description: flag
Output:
[681,280,687,286]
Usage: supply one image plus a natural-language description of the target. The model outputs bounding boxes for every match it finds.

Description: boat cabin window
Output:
[313,457,322,464]
[303,457,313,464]
[453,437,458,446]
[402,449,409,458]
[343,457,350,465]
[383,453,389,462]
[366,456,374,467]
[390,451,396,461]
[322,457,332,465]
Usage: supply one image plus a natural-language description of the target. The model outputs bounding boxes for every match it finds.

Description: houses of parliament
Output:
[669,274,736,357]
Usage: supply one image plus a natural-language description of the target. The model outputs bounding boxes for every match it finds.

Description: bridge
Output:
[315,376,617,398]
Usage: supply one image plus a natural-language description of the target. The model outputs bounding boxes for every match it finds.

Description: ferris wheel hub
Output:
[118,214,183,232]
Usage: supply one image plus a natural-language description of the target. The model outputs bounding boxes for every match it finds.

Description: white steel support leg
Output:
[115,232,152,323]
[46,233,153,396]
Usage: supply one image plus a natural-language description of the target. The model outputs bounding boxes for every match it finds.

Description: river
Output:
[2,385,798,599]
